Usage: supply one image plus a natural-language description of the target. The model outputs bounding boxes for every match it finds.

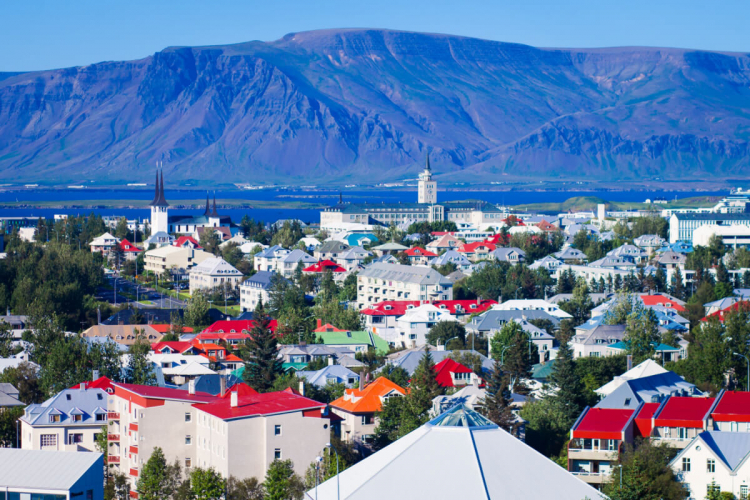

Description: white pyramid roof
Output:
[595,358,668,397]
[307,406,604,500]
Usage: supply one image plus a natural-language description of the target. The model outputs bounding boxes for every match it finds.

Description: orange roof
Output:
[314,323,348,333]
[149,324,194,334]
[330,376,407,414]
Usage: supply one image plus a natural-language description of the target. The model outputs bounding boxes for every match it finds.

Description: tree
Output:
[490,321,536,388]
[625,308,660,363]
[227,477,265,500]
[264,459,305,500]
[0,361,43,403]
[242,302,283,392]
[426,321,466,347]
[105,472,131,500]
[125,330,156,386]
[191,467,226,500]
[137,447,169,500]
[520,397,571,457]
[557,278,594,326]
[669,267,685,300]
[0,322,13,358]
[379,364,410,388]
[184,293,211,331]
[550,339,584,425]
[603,440,687,500]
[95,424,108,461]
[0,406,24,447]
[480,360,516,432]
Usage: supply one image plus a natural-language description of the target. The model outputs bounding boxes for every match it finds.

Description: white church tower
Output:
[149,167,169,234]
[418,153,437,204]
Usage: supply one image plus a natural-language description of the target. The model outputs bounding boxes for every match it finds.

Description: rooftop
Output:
[196,390,325,420]
[655,396,715,428]
[572,407,635,439]
[0,449,103,490]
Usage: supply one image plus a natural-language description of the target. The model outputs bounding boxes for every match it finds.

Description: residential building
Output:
[81,325,163,347]
[253,246,317,278]
[370,242,409,257]
[313,405,602,500]
[382,349,493,377]
[174,235,203,249]
[188,257,243,295]
[595,372,701,408]
[554,247,589,264]
[429,250,473,272]
[595,359,669,398]
[0,383,23,409]
[394,304,456,348]
[89,232,119,255]
[330,377,407,445]
[361,299,496,332]
[0,449,103,500]
[314,241,351,260]
[493,299,573,320]
[570,324,626,358]
[433,358,482,388]
[491,247,526,263]
[144,231,174,248]
[466,309,562,339]
[296,364,360,388]
[403,247,438,265]
[356,262,453,309]
[529,255,563,272]
[669,431,750,500]
[277,344,357,367]
[317,329,390,355]
[144,246,213,275]
[458,241,496,262]
[117,238,142,261]
[633,234,667,254]
[20,385,109,452]
[650,396,716,449]
[239,271,280,312]
[302,260,347,275]
[427,233,462,252]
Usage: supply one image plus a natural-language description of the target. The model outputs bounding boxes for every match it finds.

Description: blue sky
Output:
[2,0,748,71]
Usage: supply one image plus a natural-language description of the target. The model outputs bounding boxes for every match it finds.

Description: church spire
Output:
[210,193,219,217]
[149,168,160,206]
[154,167,169,206]
[425,151,431,172]
[203,193,211,216]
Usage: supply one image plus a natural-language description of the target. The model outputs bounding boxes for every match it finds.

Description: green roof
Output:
[531,360,556,380]
[319,330,390,355]
[283,362,309,372]
[608,341,680,352]
[231,365,245,379]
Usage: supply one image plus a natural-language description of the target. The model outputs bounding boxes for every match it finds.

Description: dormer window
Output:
[72,414,83,422]
[49,414,61,423]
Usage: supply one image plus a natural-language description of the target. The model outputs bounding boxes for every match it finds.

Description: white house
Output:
[493,299,573,320]
[395,304,456,349]
[188,257,243,294]
[89,232,119,255]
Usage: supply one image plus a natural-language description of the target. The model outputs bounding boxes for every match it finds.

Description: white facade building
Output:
[188,257,243,295]
[356,263,453,310]
[395,304,456,348]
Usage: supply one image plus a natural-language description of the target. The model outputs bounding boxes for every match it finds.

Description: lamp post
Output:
[325,443,340,500]
[315,456,323,500]
[500,345,511,365]
[734,352,750,392]
[438,335,460,350]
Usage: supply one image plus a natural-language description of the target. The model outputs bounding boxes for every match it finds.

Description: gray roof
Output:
[317,241,351,254]
[0,448,103,490]
[547,293,610,305]
[241,270,277,290]
[255,244,284,259]
[467,310,561,333]
[337,246,371,260]
[430,250,471,267]
[595,372,699,408]
[282,249,316,264]
[554,247,588,261]
[296,365,360,387]
[21,387,109,426]
[700,431,750,470]
[0,383,23,407]
[573,324,626,346]
[372,242,409,251]
[589,256,637,269]
[359,262,452,286]
[491,247,526,261]
[381,350,493,376]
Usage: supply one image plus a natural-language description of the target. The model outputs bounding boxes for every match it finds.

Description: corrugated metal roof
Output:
[0,449,102,489]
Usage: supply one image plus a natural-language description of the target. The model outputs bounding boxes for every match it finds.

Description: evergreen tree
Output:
[115,217,130,240]
[190,467,226,500]
[480,359,516,432]
[625,308,660,363]
[264,459,304,500]
[603,441,688,500]
[137,447,169,500]
[227,477,265,500]
[550,338,584,425]
[653,267,667,293]
[242,301,283,392]
[184,293,211,331]
[125,330,156,386]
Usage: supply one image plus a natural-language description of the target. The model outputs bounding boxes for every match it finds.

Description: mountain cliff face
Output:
[1,29,749,185]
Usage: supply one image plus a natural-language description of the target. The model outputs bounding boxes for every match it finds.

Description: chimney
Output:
[188,379,196,395]
[626,355,633,371]
[359,375,364,391]
[298,380,305,397]
[80,382,86,391]
[230,391,238,408]
[316,319,322,329]
[477,297,481,306]
[328,356,334,366]
[220,377,227,398]
[92,370,100,381]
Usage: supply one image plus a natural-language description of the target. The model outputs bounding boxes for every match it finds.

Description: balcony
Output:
[568,448,618,461]
[130,446,138,455]
[130,468,138,477]
[108,434,120,442]
[570,471,609,485]
[129,423,139,432]
[107,456,120,464]
[107,412,120,420]
[650,436,692,449]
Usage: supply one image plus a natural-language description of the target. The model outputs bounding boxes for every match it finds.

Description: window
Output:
[96,413,107,422]
[185,412,192,422]
[49,414,61,423]
[707,459,715,473]
[97,393,103,400]
[362,415,374,425]
[740,485,748,500]
[623,398,631,407]
[185,458,192,468]
[68,433,84,445]
[72,414,83,422]
[275,425,282,436]
[185,435,192,445]
[274,448,282,460]
[607,440,617,451]
[681,457,691,472]
[40,434,57,447]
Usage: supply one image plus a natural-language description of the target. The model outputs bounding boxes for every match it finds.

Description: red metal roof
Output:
[220,383,258,398]
[203,319,278,335]
[71,376,115,393]
[173,235,202,249]
[118,239,141,253]
[572,408,635,440]
[434,358,475,388]
[151,341,193,353]
[404,247,438,258]
[303,260,346,273]
[634,402,661,437]
[712,391,750,422]
[702,302,750,323]
[655,396,714,428]
[361,299,497,317]
[458,241,497,253]
[149,324,194,334]
[640,294,686,312]
[113,383,218,403]
[196,390,325,420]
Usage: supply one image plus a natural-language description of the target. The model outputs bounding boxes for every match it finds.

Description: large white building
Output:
[144,245,213,275]
[418,153,437,204]
[356,263,453,310]
[188,257,243,294]
[669,212,750,243]
[693,223,750,248]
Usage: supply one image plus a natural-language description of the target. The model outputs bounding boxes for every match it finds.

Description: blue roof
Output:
[21,388,109,426]
[701,431,750,470]
[596,371,699,408]
[345,233,379,247]
[607,341,680,352]
[428,404,497,428]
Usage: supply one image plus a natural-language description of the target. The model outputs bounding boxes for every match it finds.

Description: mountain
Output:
[1,29,750,185]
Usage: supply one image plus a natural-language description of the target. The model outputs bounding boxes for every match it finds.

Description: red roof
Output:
[431,232,456,236]
[173,235,202,249]
[572,408,635,440]
[484,234,509,246]
[536,220,558,232]
[203,319,278,335]
[303,260,346,273]
[404,247,438,258]
[114,383,218,403]
[314,322,348,333]
[71,376,115,393]
[655,396,714,428]
[149,324,194,334]
[640,294,686,312]
[502,217,525,226]
[361,299,497,317]
[195,390,325,420]
[434,358,475,388]
[712,391,750,422]
[220,383,258,398]
[458,242,497,253]
[152,341,193,353]
[634,402,661,437]
[118,239,141,253]
[702,302,750,323]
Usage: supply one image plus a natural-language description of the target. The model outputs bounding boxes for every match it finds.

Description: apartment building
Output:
[20,384,109,452]
[330,377,407,445]
[144,246,213,275]
[253,246,317,278]
[356,262,453,310]
[188,257,243,295]
[394,304,456,348]
[109,382,330,492]
[239,271,279,312]
[669,212,750,243]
